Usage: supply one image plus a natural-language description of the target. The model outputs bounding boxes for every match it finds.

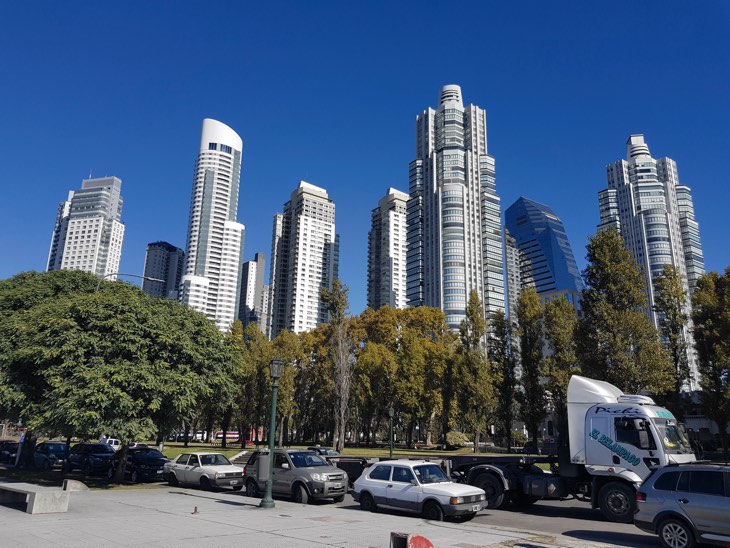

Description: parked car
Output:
[0,441,19,464]
[307,447,341,457]
[164,452,243,491]
[353,459,486,521]
[128,442,149,449]
[243,449,347,503]
[100,437,122,451]
[33,440,67,469]
[635,463,730,548]
[107,447,169,483]
[64,443,116,476]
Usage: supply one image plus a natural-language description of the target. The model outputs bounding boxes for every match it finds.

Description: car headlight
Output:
[214,472,221,479]
[449,496,464,504]
[310,473,326,481]
[479,493,486,501]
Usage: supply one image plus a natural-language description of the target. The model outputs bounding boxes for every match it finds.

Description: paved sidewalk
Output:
[0,486,632,547]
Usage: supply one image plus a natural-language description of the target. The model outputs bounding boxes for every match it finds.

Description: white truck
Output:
[449,375,696,522]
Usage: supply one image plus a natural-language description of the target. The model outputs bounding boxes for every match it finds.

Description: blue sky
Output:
[1,1,728,314]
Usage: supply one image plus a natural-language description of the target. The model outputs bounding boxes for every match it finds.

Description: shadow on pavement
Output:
[564,530,657,547]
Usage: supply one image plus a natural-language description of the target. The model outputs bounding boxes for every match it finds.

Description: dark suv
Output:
[107,447,168,483]
[635,463,730,548]
[64,443,116,476]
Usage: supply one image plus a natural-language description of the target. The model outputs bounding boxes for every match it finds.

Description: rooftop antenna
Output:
[88,169,93,179]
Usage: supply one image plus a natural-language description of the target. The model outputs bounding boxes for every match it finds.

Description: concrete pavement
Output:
[0,485,639,547]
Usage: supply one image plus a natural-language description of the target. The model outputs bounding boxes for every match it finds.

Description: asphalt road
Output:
[332,495,660,548]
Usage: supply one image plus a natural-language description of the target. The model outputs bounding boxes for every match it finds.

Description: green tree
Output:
[488,310,517,451]
[653,264,691,418]
[543,296,579,447]
[516,287,546,445]
[577,229,673,394]
[692,268,730,458]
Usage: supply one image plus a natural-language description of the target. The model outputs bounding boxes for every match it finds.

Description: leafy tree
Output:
[516,287,546,445]
[653,264,691,418]
[543,296,579,447]
[488,310,517,451]
[321,279,354,452]
[271,329,304,445]
[576,229,673,394]
[240,322,274,445]
[692,268,730,458]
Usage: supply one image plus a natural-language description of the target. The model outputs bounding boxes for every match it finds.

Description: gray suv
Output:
[243,449,347,504]
[634,463,730,548]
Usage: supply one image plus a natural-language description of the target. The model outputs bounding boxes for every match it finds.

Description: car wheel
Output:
[168,473,179,487]
[658,518,696,548]
[131,469,139,484]
[333,495,345,503]
[598,482,635,523]
[200,477,212,491]
[422,501,444,521]
[359,492,377,513]
[245,479,259,497]
[293,483,309,504]
[477,474,508,509]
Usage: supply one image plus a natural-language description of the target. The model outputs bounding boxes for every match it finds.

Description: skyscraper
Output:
[268,181,339,338]
[47,176,125,279]
[598,134,704,387]
[505,197,584,300]
[368,188,409,310]
[179,119,245,332]
[406,85,504,328]
[141,241,185,299]
[238,252,268,332]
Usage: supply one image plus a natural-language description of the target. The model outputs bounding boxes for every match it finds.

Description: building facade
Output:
[47,176,125,279]
[598,134,704,387]
[238,252,268,332]
[141,241,185,299]
[268,181,339,338]
[367,188,409,310]
[406,84,504,328]
[179,118,246,331]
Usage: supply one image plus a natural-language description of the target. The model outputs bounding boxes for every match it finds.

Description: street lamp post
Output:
[260,356,284,509]
[388,406,394,459]
[95,272,165,293]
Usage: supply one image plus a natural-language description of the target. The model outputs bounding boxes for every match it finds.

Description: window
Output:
[392,466,415,484]
[681,471,726,496]
[274,453,288,468]
[368,465,391,481]
[654,471,681,491]
[188,455,199,466]
[176,454,190,466]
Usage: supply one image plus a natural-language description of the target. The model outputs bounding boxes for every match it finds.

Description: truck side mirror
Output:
[281,462,290,470]
[638,431,650,450]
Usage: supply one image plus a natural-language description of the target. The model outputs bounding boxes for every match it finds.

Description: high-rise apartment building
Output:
[268,181,339,338]
[47,176,125,279]
[406,85,504,328]
[368,188,409,310]
[179,119,246,332]
[598,134,704,387]
[238,252,268,332]
[505,196,584,301]
[141,241,185,299]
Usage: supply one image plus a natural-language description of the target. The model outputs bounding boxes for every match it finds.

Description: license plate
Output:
[230,480,239,485]
[156,470,163,474]
[472,504,481,512]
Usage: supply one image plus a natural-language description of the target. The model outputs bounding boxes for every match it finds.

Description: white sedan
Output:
[353,459,486,521]
[164,452,243,491]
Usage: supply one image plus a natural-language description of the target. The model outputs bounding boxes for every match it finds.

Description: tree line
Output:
[1,228,728,463]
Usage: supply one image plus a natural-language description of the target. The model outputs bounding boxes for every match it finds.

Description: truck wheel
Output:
[245,479,258,497]
[293,483,309,504]
[422,501,444,521]
[598,482,635,523]
[477,474,508,509]
[657,517,696,548]
[360,492,377,512]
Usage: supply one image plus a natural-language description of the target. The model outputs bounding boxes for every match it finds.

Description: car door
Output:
[386,466,419,512]
[365,464,392,506]
[676,470,728,538]
[172,454,189,482]
[272,452,292,494]
[184,454,201,484]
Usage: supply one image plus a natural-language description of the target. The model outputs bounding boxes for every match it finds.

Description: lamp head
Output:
[269,357,284,379]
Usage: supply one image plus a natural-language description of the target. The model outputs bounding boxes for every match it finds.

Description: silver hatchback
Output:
[634,463,730,548]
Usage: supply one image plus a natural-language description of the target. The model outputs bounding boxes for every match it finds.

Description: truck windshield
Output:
[652,419,692,453]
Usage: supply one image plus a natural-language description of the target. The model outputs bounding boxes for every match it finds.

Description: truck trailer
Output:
[448,375,696,522]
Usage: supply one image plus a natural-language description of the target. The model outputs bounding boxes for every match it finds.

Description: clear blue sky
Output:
[1,1,728,314]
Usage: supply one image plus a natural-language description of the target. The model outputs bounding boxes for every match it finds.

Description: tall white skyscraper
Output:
[179,119,246,331]
[368,187,408,310]
[598,134,704,387]
[268,181,339,338]
[238,252,268,332]
[406,85,504,328]
[47,176,125,279]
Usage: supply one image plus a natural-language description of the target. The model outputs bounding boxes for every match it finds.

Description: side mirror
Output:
[281,462,290,470]
[410,479,418,486]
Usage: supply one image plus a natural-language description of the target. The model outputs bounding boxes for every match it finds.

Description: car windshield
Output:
[652,419,692,453]
[200,454,231,466]
[289,452,328,467]
[413,464,449,484]
[133,449,164,459]
[47,444,66,452]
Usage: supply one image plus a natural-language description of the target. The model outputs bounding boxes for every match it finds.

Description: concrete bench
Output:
[0,482,70,514]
